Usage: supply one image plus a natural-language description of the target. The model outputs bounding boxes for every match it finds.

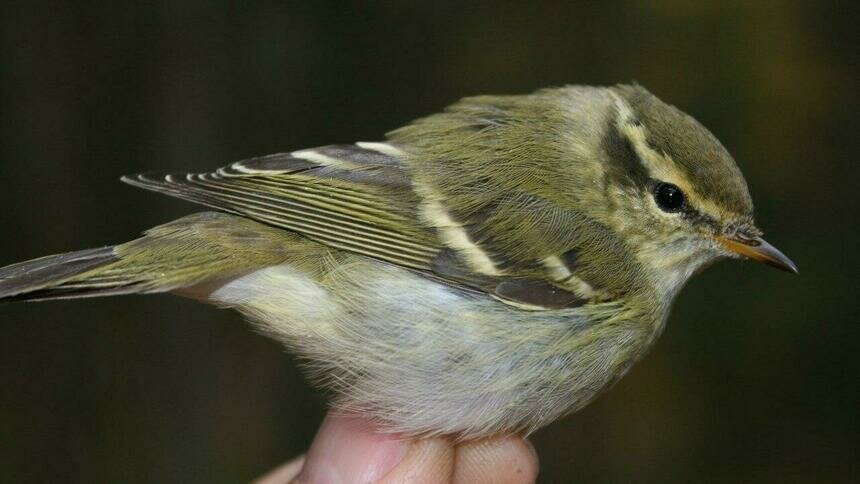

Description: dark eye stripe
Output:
[601,116,650,188]
[681,210,721,231]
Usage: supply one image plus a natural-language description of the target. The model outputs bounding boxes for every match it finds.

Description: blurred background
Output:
[0,1,856,482]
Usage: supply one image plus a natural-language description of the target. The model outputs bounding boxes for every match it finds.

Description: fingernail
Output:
[298,413,408,484]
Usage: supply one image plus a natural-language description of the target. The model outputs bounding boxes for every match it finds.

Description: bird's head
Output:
[578,84,797,298]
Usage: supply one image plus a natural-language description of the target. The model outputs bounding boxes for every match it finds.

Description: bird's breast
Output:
[210,254,661,437]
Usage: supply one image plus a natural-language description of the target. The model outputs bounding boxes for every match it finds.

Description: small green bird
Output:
[0,85,795,438]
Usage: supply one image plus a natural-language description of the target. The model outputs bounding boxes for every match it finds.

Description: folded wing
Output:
[123,142,585,309]
[123,143,441,270]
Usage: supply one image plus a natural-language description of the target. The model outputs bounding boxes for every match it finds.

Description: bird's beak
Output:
[717,234,798,274]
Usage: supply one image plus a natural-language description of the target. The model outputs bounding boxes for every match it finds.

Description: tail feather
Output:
[0,247,133,302]
[0,212,298,304]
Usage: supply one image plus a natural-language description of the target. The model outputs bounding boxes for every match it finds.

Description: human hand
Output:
[253,411,539,484]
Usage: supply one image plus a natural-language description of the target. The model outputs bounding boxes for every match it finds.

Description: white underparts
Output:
[209,265,341,336]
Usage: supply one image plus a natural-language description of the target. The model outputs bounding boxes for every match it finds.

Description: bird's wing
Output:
[123,142,584,309]
[123,143,439,270]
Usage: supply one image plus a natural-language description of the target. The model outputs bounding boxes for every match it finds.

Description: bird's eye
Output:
[653,182,685,212]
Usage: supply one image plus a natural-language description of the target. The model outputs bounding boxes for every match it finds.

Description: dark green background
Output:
[0,2,856,482]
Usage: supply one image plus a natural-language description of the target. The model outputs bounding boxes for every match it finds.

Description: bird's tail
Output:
[0,246,129,301]
[0,212,295,303]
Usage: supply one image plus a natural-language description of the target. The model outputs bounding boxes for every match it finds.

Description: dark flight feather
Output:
[0,246,127,301]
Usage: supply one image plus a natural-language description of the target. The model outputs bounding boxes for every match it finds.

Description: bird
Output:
[0,84,796,439]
